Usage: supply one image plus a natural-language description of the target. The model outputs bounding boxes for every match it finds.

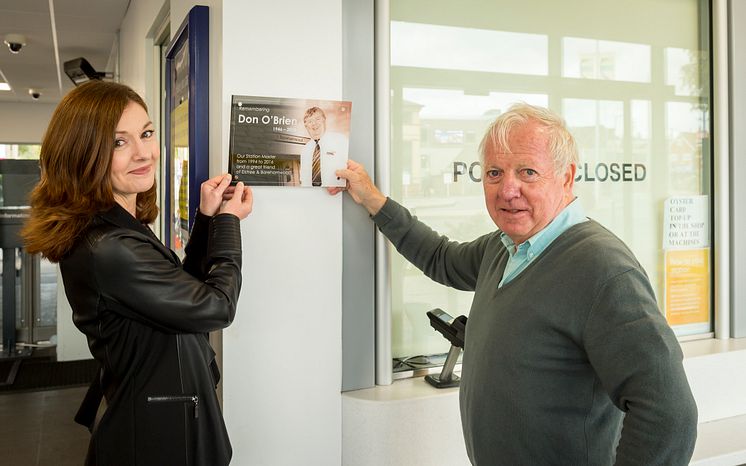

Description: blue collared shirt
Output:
[498,199,588,287]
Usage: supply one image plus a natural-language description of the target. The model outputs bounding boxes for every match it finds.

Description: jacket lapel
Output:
[97,204,180,265]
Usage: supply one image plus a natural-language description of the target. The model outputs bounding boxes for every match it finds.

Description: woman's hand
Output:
[199,173,233,216]
[219,181,253,219]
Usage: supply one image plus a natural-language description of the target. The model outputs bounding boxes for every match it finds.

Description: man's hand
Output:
[199,173,233,216]
[327,160,386,215]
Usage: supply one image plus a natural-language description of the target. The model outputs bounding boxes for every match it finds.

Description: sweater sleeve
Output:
[583,268,698,466]
[372,198,490,291]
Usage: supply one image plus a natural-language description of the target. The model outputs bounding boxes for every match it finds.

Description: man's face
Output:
[482,121,575,245]
[304,111,326,140]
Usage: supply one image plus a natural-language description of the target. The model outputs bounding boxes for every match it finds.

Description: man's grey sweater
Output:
[372,198,697,466]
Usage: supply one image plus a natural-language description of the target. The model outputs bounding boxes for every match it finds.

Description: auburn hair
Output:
[22,81,158,262]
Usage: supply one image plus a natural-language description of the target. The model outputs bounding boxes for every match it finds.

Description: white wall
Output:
[117,0,167,99]
[56,269,92,361]
[219,1,343,465]
[0,102,55,143]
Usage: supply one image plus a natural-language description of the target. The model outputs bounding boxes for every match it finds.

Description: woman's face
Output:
[110,102,159,211]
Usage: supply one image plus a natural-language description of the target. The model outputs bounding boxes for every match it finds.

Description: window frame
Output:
[366,0,729,386]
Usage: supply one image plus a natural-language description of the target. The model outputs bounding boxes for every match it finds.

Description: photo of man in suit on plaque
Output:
[299,106,348,188]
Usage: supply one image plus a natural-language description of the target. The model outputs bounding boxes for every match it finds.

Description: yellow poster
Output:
[171,100,189,256]
[664,248,709,326]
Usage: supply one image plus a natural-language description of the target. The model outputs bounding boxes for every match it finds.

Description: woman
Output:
[22,80,252,465]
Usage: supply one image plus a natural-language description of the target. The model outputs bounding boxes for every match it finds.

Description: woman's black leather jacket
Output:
[61,204,241,466]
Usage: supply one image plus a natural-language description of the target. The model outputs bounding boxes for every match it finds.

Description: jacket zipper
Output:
[147,395,200,419]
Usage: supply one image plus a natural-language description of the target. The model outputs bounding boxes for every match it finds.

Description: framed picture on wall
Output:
[164,5,209,258]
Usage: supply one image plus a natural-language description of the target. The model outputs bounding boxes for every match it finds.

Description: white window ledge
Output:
[342,338,746,466]
[681,337,746,358]
[681,339,746,423]
[690,414,746,466]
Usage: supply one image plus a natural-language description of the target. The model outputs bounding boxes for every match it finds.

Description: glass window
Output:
[391,21,548,76]
[387,0,712,372]
[0,143,57,343]
[562,37,651,82]
[0,143,41,159]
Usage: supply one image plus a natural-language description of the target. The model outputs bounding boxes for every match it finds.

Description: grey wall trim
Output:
[341,0,376,391]
[729,0,746,337]
[373,0,393,386]
[714,0,731,338]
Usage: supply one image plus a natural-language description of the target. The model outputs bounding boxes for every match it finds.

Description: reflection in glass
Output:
[0,144,42,159]
[665,47,705,97]
[389,0,711,363]
[666,102,707,195]
[391,21,547,76]
[563,37,651,83]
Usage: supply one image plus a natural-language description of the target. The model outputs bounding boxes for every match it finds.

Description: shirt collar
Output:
[499,198,587,256]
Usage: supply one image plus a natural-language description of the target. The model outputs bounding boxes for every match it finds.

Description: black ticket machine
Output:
[425,308,467,389]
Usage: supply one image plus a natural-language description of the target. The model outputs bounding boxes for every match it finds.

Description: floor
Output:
[0,386,89,465]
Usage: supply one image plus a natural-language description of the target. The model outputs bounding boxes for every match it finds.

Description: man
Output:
[299,106,347,187]
[330,103,698,465]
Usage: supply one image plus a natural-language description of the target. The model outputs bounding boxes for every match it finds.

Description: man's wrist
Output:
[364,194,387,216]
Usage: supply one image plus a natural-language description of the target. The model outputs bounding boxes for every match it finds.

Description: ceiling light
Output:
[0,83,10,91]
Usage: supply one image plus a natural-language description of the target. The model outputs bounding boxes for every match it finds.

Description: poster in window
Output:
[664,248,710,327]
[169,42,190,253]
[662,195,710,331]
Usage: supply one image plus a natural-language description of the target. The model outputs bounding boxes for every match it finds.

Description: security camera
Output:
[28,88,41,100]
[4,34,27,54]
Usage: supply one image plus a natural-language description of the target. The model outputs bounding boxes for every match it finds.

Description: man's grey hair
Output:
[478,103,579,176]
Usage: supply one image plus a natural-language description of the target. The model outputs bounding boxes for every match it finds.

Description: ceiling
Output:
[0,0,130,104]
